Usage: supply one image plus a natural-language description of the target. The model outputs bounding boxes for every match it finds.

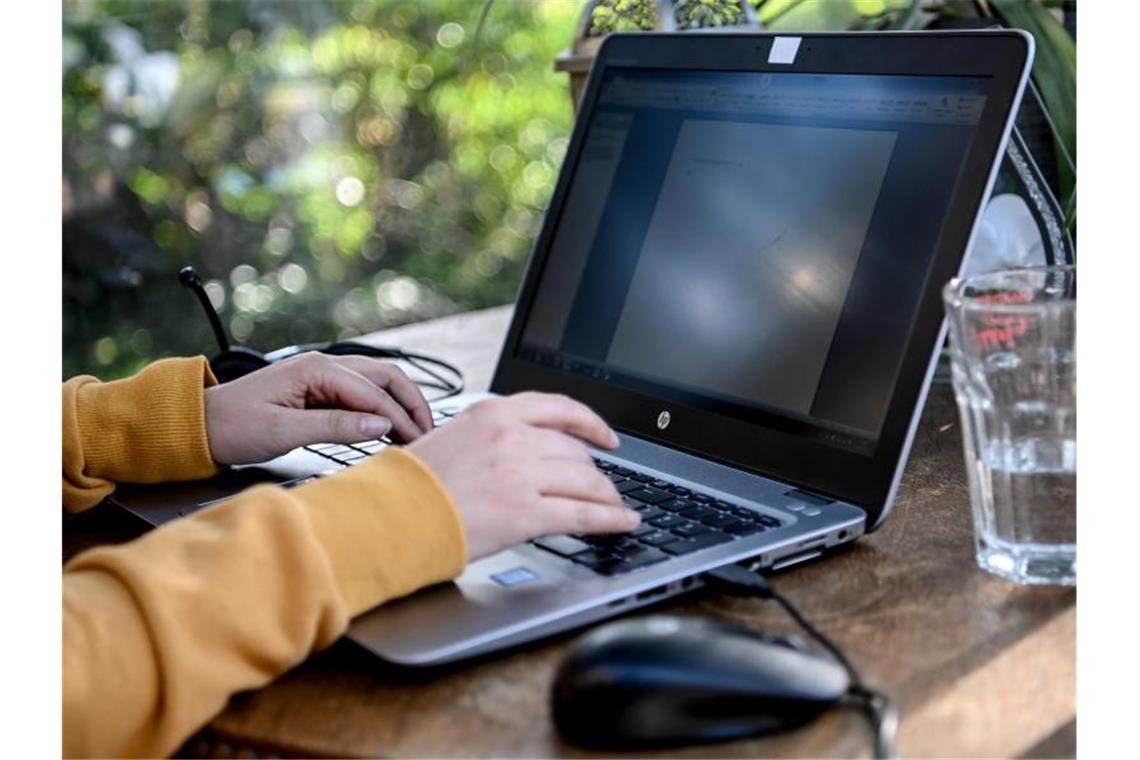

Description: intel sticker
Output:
[491,567,538,588]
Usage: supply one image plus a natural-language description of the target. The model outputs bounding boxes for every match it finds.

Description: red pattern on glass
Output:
[969,291,1034,351]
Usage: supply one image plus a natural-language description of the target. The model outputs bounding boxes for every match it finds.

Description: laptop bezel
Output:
[490,31,1032,529]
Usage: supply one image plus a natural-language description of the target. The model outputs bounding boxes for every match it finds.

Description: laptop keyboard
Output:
[532,459,784,577]
[303,407,461,464]
[303,408,784,579]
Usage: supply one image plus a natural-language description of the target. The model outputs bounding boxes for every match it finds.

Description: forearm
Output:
[64,486,345,758]
[63,447,466,758]
[62,358,220,512]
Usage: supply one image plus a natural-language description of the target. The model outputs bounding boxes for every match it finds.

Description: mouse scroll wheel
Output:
[772,634,813,652]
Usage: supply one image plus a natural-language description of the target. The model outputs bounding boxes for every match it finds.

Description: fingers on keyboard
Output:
[530,460,786,576]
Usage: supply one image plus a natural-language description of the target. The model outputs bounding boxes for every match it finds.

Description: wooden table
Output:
[64,306,1076,758]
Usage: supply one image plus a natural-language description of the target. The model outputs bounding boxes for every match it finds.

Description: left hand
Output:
[203,352,433,465]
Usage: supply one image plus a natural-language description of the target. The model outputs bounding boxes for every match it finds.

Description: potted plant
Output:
[555,0,761,108]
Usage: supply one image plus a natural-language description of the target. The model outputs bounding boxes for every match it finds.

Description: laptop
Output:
[113,31,1033,666]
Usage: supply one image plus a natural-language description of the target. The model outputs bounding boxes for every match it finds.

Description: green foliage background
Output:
[63,0,1073,380]
[63,0,584,379]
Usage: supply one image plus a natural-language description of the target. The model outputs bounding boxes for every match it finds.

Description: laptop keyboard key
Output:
[638,530,678,547]
[616,481,644,494]
[628,471,654,483]
[626,487,673,505]
[578,534,624,549]
[599,547,668,576]
[630,523,656,537]
[725,520,764,535]
[679,505,718,521]
[615,537,643,552]
[635,506,666,522]
[533,535,592,557]
[306,443,341,453]
[673,521,713,538]
[661,532,733,555]
[649,514,685,529]
[757,515,783,528]
[572,550,619,570]
[659,498,693,513]
[702,513,738,528]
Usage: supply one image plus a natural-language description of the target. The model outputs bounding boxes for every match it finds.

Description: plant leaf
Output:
[991,0,1076,216]
[888,0,924,29]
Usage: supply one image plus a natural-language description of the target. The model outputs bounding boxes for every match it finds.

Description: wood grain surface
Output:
[63,306,1076,758]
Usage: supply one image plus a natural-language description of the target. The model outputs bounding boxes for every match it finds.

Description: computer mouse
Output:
[551,614,849,749]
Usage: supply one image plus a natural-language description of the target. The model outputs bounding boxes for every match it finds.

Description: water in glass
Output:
[944,266,1076,586]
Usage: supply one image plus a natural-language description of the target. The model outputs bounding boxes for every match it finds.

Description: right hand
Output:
[408,392,641,560]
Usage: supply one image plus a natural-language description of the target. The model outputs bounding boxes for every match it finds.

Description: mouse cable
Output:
[704,563,899,760]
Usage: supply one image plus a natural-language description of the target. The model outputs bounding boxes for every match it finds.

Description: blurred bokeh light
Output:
[63,0,584,378]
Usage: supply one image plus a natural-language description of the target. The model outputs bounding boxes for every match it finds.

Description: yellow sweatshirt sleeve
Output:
[62,361,468,758]
[62,357,220,512]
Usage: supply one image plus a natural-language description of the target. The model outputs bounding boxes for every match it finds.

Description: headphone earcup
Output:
[210,347,270,383]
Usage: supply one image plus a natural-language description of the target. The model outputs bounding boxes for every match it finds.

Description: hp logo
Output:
[656,411,671,430]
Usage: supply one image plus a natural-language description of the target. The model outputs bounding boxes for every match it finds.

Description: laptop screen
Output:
[517,68,990,456]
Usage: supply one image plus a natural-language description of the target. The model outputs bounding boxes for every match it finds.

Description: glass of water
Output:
[943,266,1076,586]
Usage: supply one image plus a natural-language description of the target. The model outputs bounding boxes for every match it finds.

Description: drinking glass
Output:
[942,266,1076,586]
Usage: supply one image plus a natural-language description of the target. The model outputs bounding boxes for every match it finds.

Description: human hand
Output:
[204,353,433,465]
[408,392,640,560]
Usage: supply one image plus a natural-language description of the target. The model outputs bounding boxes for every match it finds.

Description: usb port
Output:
[635,585,669,603]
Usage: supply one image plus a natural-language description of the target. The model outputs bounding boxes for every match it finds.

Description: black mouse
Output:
[551,614,849,749]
